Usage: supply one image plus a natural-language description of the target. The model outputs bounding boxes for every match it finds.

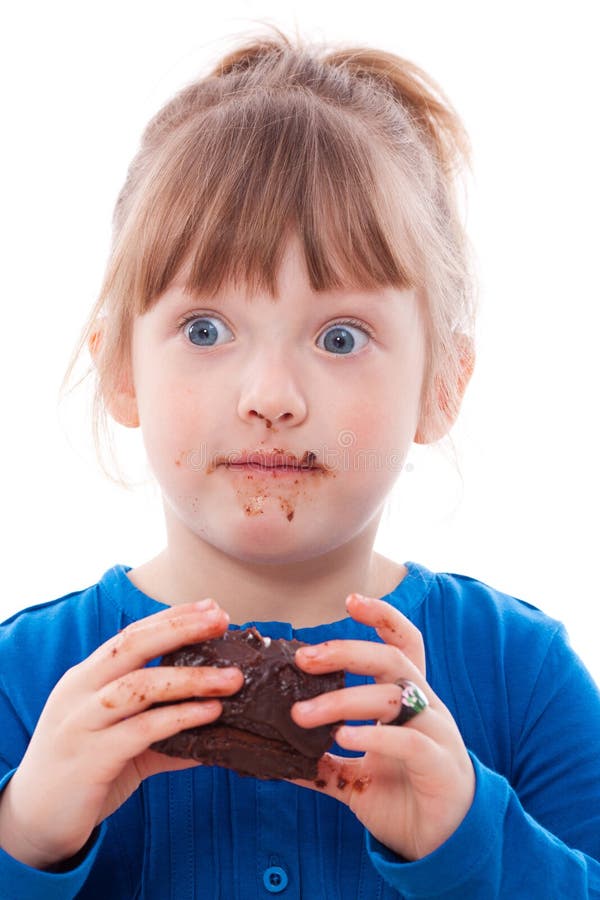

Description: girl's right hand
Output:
[0,598,242,870]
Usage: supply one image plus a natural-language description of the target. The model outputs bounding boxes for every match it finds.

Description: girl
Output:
[1,25,599,899]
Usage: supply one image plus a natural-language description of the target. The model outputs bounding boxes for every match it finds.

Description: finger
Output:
[295,640,433,709]
[94,665,244,727]
[295,639,410,684]
[81,601,230,689]
[335,723,443,778]
[345,594,426,675]
[292,683,440,739]
[285,752,366,801]
[105,698,225,764]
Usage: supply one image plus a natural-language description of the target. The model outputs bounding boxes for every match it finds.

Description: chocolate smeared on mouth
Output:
[218,447,322,471]
[303,450,318,468]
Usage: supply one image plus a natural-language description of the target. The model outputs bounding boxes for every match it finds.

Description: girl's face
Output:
[129,233,427,565]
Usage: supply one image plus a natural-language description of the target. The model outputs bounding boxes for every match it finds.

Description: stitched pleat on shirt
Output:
[193,765,237,899]
[336,803,345,900]
[140,772,177,900]
[229,768,260,900]
[293,785,305,896]
[210,769,219,900]
[169,770,195,900]
[229,769,242,900]
[357,825,381,900]
[312,789,328,897]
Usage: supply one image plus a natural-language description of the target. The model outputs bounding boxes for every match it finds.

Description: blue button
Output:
[263,865,288,893]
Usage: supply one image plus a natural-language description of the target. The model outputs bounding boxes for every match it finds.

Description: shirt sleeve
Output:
[364,625,600,898]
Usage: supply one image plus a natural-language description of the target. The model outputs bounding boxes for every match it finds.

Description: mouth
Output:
[220,450,321,471]
[227,462,316,474]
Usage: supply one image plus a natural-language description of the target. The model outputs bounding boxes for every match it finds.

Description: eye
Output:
[317,319,374,356]
[178,314,233,348]
[177,312,374,354]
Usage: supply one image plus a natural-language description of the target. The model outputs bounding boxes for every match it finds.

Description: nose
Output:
[237,358,308,429]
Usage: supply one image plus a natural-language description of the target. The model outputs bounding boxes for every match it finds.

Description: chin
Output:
[221,520,332,567]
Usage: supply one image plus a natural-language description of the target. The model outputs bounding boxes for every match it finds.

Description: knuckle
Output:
[60,661,82,686]
[115,674,138,692]
[388,645,405,666]
[104,628,132,659]
[400,725,423,753]
[166,612,193,630]
[53,661,85,698]
[135,712,156,739]
[409,629,425,651]
[158,669,200,700]
[97,688,116,710]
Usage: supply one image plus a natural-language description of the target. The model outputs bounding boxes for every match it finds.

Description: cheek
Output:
[332,365,420,452]
[136,375,209,470]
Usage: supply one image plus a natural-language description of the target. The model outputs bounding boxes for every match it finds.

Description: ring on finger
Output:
[385,679,429,726]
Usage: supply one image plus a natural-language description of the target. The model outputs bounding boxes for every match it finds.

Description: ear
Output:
[414,334,475,444]
[88,320,140,429]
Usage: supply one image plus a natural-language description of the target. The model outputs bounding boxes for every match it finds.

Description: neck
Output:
[127,517,406,629]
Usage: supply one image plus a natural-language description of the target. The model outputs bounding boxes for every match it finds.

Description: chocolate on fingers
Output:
[96,664,244,727]
[82,602,231,688]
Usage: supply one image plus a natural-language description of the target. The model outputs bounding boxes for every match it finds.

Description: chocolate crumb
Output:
[314,778,327,789]
[374,616,398,634]
[337,776,348,790]
[352,775,371,793]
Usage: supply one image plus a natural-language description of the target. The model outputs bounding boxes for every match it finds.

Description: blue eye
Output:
[180,315,233,347]
[318,320,372,355]
[178,313,373,354]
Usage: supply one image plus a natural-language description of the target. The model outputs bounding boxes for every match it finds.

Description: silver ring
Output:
[387,679,429,726]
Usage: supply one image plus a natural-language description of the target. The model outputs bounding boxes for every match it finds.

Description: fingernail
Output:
[296,699,316,714]
[346,593,368,606]
[336,725,358,743]
[195,598,215,610]
[221,667,242,679]
[206,608,228,622]
[299,646,319,658]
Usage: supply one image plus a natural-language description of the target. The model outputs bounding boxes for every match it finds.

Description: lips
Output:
[221,450,320,469]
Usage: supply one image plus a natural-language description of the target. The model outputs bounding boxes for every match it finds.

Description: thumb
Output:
[286,752,366,805]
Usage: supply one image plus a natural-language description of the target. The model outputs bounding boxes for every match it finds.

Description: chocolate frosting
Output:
[151,626,345,780]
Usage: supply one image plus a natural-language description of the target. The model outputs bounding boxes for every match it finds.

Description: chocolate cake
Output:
[150,626,345,780]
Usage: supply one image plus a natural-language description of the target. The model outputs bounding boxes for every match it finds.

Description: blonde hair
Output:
[60,24,478,489]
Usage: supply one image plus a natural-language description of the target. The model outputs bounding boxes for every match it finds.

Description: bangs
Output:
[112,88,421,312]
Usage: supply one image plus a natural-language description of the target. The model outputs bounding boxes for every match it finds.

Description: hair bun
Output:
[209,32,290,78]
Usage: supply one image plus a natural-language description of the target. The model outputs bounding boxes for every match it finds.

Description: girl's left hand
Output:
[290,594,475,862]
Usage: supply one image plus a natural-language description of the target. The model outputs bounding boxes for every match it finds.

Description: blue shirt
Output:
[1,561,600,899]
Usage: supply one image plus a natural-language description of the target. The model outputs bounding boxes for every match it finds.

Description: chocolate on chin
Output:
[150,626,345,781]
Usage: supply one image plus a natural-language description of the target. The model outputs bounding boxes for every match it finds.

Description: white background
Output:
[1,2,599,682]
